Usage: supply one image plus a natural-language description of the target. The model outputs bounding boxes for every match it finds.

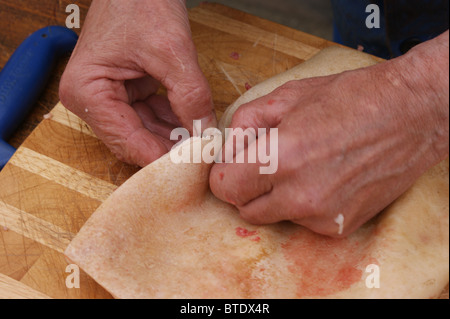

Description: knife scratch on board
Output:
[272,33,278,73]
[217,63,242,95]
[253,35,262,47]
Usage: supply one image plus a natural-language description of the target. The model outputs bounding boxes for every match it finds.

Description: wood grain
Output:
[0,200,73,253]
[10,147,117,201]
[189,7,321,60]
[0,273,50,299]
[0,1,447,299]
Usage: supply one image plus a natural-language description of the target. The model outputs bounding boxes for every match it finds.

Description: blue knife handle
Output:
[0,139,15,169]
[0,26,78,169]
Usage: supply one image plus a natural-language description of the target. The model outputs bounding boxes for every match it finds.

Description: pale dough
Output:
[65,47,449,299]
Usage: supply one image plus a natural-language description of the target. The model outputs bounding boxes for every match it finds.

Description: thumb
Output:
[229,87,297,132]
[222,93,293,159]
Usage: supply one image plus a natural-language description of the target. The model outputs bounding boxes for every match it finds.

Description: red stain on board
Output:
[281,229,376,298]
[230,52,240,60]
[244,82,252,91]
[268,99,275,105]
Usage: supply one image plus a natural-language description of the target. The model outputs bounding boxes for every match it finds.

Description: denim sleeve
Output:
[330,0,449,59]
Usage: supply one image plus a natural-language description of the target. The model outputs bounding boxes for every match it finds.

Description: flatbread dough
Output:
[65,47,449,299]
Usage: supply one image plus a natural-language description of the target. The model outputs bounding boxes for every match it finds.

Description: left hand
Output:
[59,0,216,167]
[209,32,449,237]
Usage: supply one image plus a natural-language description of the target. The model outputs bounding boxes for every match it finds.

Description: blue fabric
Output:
[331,0,449,59]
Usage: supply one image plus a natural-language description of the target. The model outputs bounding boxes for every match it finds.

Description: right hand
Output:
[59,0,216,167]
[210,31,449,237]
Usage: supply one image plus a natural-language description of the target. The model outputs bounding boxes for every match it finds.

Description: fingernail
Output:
[193,111,218,137]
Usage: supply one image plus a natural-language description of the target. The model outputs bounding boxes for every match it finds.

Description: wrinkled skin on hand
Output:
[59,0,216,167]
[210,31,449,237]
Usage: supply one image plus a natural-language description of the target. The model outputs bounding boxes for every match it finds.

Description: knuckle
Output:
[230,105,256,129]
[58,72,74,108]
[59,65,86,114]
[221,186,240,206]
[315,228,345,238]
[110,146,128,164]
[100,136,131,164]
[232,182,251,207]
[231,107,247,127]
[290,189,327,220]
[178,82,211,106]
[172,84,213,120]
[214,175,247,207]
[318,223,350,238]
[239,209,258,225]
[102,135,143,167]
[273,81,300,99]
[209,166,224,196]
[274,82,318,108]
[237,204,266,225]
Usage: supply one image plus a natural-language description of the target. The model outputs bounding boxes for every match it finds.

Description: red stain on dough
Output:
[219,172,225,181]
[268,99,275,105]
[235,227,261,242]
[236,227,257,238]
[281,229,375,298]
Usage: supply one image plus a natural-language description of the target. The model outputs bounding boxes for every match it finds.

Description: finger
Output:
[210,160,272,209]
[142,40,217,133]
[125,76,160,103]
[235,176,332,228]
[228,84,298,131]
[147,132,176,155]
[237,189,284,225]
[292,208,375,238]
[210,131,276,207]
[122,126,171,167]
[144,95,182,127]
[223,89,294,160]
[237,181,310,225]
[86,98,170,167]
[240,184,355,237]
[132,101,178,144]
[291,214,351,238]
[166,68,217,134]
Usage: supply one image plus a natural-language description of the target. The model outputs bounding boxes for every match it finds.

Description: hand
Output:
[59,0,216,167]
[210,31,449,237]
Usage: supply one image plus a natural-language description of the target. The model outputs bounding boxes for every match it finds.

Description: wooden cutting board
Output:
[0,3,446,299]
